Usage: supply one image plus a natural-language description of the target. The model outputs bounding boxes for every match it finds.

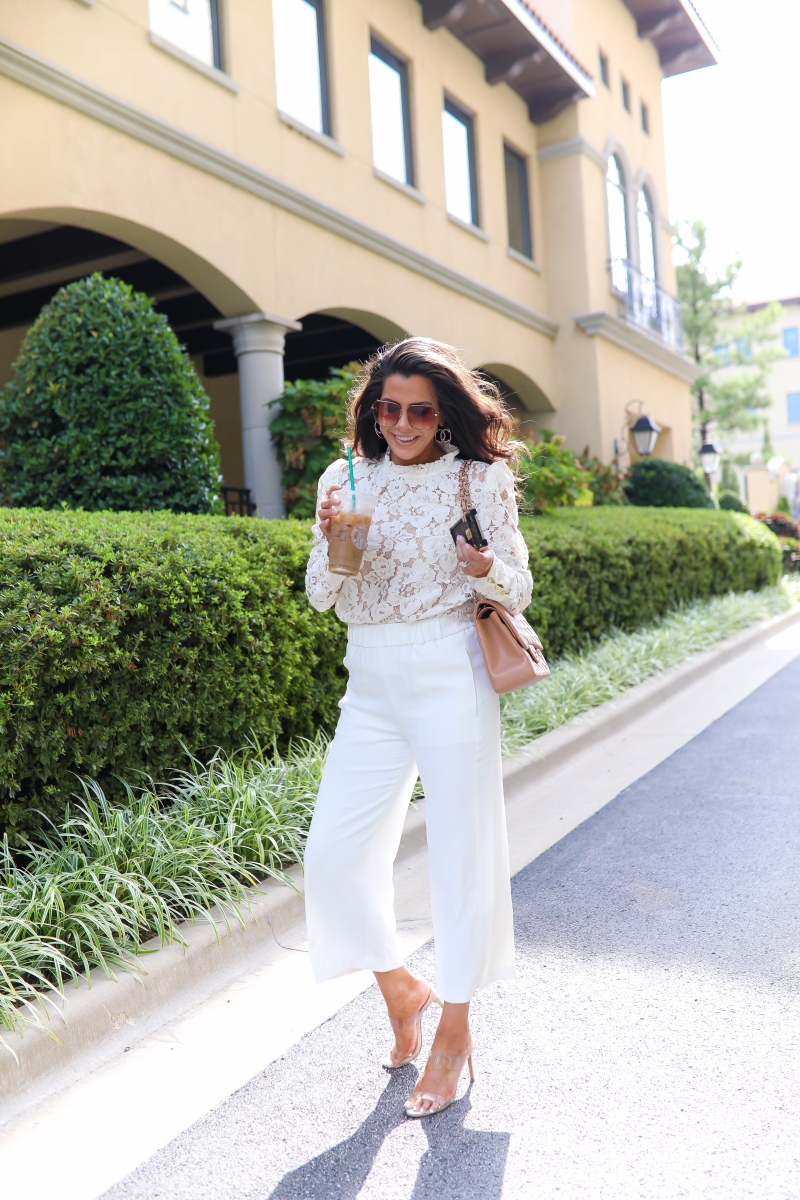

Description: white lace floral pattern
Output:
[305,448,532,624]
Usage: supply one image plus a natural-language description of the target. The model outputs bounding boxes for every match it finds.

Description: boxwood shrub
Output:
[623,459,713,508]
[0,275,222,514]
[0,509,345,840]
[522,507,781,658]
[0,505,779,838]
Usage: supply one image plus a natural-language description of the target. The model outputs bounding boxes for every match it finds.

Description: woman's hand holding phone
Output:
[456,535,493,578]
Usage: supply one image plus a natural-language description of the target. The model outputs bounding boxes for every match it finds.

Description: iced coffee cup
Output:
[328,489,377,576]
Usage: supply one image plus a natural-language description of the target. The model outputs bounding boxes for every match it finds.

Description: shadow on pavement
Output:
[267,1070,409,1198]
[268,1073,509,1200]
[410,1091,510,1200]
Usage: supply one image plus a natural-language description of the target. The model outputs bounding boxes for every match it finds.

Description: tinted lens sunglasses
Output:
[372,400,438,430]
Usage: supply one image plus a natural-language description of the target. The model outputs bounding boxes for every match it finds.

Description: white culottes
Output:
[304,613,516,1003]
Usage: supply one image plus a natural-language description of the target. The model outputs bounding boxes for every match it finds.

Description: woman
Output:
[304,338,532,1117]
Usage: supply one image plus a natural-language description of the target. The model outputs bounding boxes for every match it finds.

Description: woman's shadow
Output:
[267,1070,509,1200]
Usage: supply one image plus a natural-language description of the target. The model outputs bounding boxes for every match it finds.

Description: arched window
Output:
[606,155,629,292]
[637,187,657,281]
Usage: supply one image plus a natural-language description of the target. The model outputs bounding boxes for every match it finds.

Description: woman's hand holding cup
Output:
[321,484,492,579]
[318,484,342,542]
[456,535,493,578]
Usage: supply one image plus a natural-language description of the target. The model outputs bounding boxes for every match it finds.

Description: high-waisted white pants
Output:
[303,613,515,1003]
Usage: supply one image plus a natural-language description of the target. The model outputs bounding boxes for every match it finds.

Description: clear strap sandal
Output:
[382,987,442,1070]
[404,1041,475,1117]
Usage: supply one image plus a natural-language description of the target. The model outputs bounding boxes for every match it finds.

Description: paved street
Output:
[106,655,800,1200]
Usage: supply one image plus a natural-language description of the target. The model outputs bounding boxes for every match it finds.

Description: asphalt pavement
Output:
[105,654,800,1200]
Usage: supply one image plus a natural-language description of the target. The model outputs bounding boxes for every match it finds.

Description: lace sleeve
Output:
[470,461,533,615]
[305,460,347,613]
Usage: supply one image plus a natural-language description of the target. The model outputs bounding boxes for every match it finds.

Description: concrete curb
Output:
[2,602,799,1125]
[0,866,308,1126]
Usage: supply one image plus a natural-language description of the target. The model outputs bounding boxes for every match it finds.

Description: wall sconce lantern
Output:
[699,441,722,480]
[629,414,662,457]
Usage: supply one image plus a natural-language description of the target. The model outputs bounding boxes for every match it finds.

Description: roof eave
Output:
[624,1,718,76]
[499,0,595,99]
[420,0,594,125]
[675,0,719,64]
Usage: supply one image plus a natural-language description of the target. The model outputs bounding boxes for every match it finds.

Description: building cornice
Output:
[573,311,703,383]
[537,135,607,171]
[0,35,558,339]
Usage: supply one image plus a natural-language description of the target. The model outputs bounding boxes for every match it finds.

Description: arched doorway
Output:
[284,314,385,382]
[202,313,391,382]
[0,218,253,490]
[0,219,413,515]
[479,362,554,438]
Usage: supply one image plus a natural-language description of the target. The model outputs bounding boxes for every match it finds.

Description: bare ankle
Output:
[432,1002,471,1049]
[374,968,428,1015]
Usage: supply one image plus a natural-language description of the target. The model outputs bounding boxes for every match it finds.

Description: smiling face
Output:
[377,374,443,466]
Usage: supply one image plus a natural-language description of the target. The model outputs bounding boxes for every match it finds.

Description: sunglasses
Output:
[372,400,438,430]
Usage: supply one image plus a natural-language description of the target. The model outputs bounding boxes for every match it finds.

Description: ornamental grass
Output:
[0,738,324,1050]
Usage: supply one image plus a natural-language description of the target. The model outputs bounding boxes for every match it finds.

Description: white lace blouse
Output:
[305,447,533,625]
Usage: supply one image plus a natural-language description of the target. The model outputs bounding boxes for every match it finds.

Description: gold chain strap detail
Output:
[458,459,472,514]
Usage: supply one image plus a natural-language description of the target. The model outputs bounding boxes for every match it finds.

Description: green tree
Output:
[676,222,783,450]
[269,365,356,518]
[0,274,222,512]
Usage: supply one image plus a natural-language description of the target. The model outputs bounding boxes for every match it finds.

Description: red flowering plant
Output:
[754,512,800,571]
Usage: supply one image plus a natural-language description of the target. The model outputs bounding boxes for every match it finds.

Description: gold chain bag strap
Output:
[458,460,550,695]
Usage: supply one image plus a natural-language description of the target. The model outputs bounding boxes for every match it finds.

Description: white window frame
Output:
[148,0,223,71]
[369,38,414,187]
[272,0,331,137]
[503,142,532,260]
[606,153,629,292]
[442,95,479,228]
[637,186,657,282]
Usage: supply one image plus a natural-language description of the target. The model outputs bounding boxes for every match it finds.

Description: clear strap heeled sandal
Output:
[382,987,443,1070]
[404,1040,475,1117]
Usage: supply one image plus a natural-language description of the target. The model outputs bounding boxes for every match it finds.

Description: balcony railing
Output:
[609,259,683,353]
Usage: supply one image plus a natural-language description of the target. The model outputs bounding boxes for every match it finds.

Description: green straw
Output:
[346,445,356,510]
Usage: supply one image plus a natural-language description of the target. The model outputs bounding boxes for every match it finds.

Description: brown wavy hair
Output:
[347,338,524,467]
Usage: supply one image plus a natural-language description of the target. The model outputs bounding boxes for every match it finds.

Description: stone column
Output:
[213,311,302,519]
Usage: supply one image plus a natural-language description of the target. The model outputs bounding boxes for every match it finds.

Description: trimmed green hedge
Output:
[0,505,779,838]
[0,510,345,840]
[522,507,781,658]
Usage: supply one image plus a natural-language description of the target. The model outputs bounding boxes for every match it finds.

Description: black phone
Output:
[449,508,489,550]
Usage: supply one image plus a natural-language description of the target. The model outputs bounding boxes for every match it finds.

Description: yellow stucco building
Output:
[0,0,714,515]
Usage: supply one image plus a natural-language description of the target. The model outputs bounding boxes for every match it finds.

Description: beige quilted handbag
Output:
[457,460,551,695]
